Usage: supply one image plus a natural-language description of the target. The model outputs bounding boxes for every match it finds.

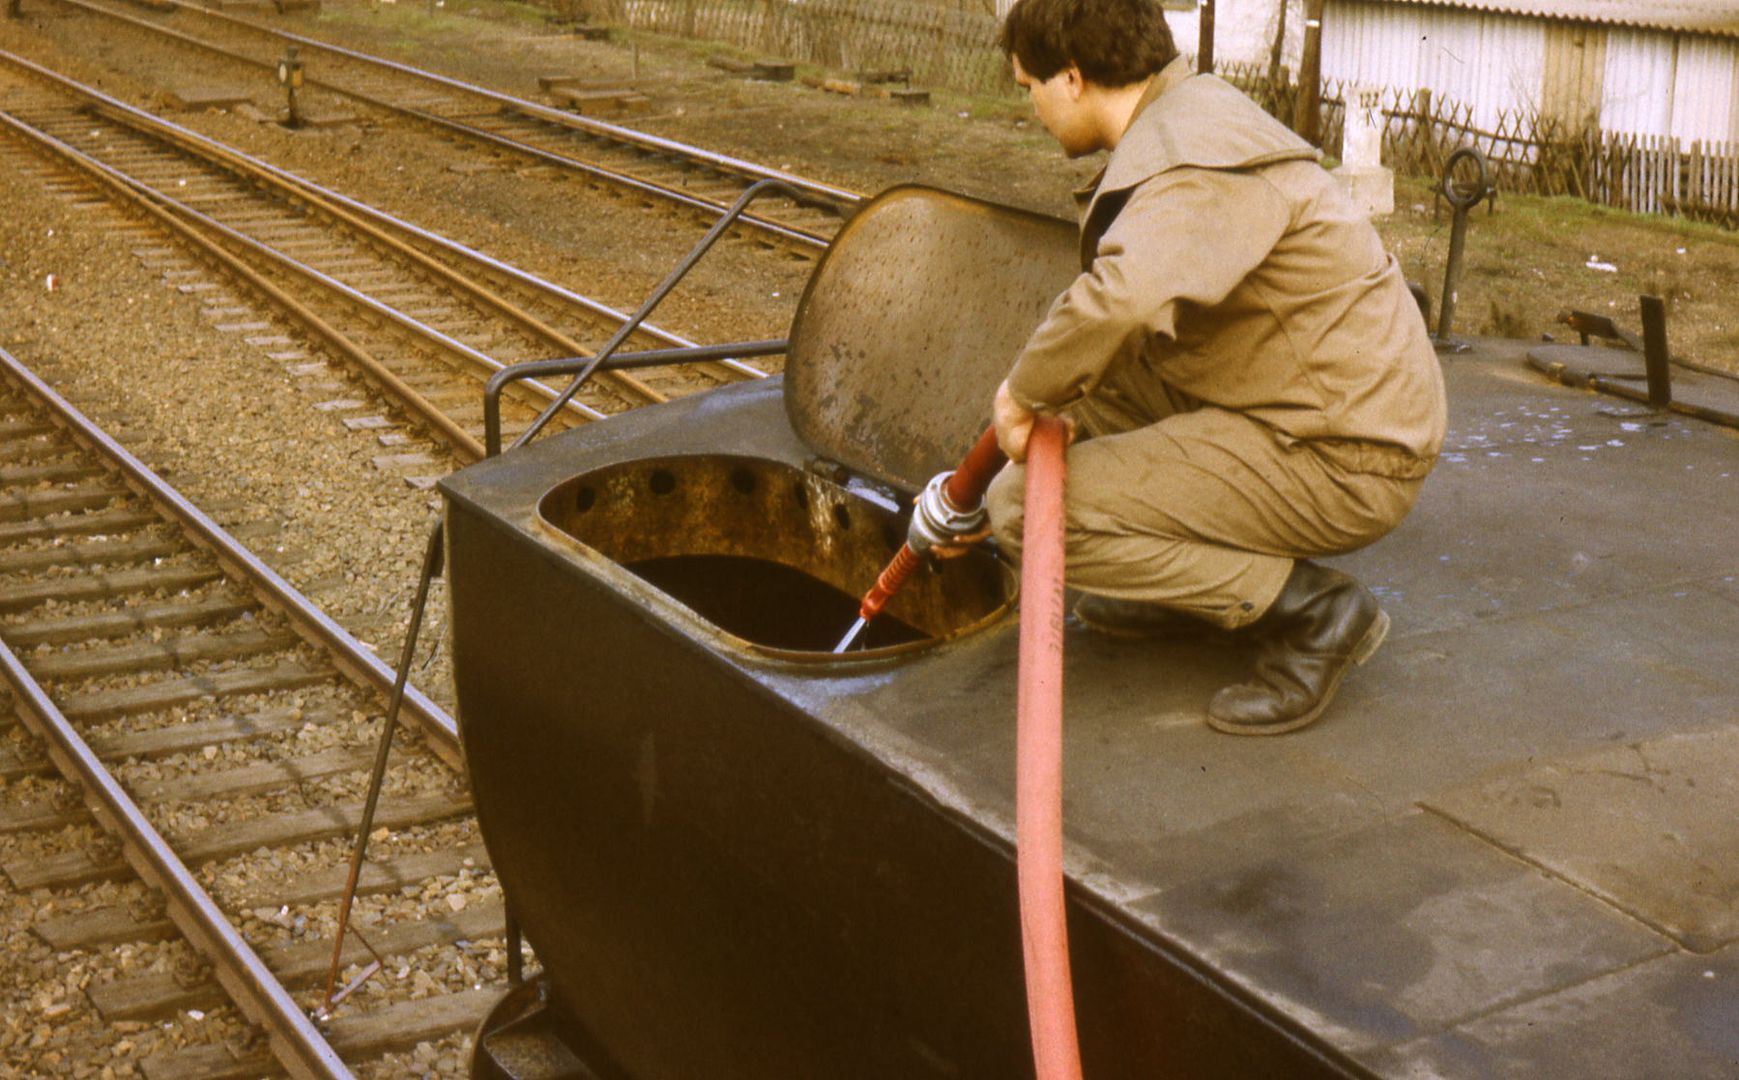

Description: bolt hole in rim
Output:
[536,456,1014,659]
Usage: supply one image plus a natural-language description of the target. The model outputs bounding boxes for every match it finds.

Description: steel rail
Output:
[0,231,460,764]
[48,0,853,250]
[0,51,678,417]
[0,105,499,459]
[75,87,769,382]
[0,340,475,1077]
[157,0,862,210]
[68,99,681,404]
[2,47,766,392]
[0,638,352,1080]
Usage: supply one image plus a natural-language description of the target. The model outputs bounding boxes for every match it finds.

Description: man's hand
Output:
[994,379,1037,463]
[928,521,991,560]
[993,379,1075,464]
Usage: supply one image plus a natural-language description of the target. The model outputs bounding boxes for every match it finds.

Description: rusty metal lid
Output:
[785,185,1079,493]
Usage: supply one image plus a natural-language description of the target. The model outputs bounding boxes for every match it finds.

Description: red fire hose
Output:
[1016,415,1082,1080]
[838,418,1083,1077]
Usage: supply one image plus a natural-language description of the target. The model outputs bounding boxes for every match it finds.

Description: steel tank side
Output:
[441,388,1365,1080]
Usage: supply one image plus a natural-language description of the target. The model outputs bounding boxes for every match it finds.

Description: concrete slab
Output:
[158,86,255,112]
[548,85,651,117]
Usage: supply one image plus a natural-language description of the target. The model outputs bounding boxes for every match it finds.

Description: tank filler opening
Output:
[627,554,925,650]
[539,455,1014,655]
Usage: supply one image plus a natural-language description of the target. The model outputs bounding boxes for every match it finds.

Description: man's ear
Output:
[1063,64,1086,100]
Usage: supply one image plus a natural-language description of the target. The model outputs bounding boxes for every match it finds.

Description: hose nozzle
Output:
[834,426,1006,654]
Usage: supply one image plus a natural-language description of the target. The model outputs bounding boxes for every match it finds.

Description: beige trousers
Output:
[985,386,1430,631]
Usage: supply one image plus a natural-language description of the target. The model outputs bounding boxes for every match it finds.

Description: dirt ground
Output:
[209,0,1739,370]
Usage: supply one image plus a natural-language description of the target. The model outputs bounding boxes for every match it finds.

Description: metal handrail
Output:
[483,340,787,457]
[492,178,808,457]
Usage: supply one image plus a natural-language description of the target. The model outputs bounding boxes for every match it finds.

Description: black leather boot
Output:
[1072,593,1216,640]
[1207,561,1389,736]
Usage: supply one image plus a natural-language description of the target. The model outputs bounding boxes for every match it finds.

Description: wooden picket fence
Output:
[1217,62,1739,228]
[570,4,1739,228]
[603,0,1008,92]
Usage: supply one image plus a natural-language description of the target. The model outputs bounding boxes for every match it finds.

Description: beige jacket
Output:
[1006,57,1446,473]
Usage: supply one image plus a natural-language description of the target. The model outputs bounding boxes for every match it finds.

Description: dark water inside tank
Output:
[626,554,927,652]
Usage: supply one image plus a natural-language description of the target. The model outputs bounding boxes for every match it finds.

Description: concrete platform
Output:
[444,336,1739,1076]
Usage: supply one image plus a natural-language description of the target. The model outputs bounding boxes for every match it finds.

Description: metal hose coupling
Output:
[907,469,989,554]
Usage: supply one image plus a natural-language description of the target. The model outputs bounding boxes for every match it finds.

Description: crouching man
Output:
[980,0,1446,734]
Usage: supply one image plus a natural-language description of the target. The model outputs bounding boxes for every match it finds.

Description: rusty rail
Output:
[0,640,353,1079]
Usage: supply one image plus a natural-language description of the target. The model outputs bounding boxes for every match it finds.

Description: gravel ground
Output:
[0,155,489,1074]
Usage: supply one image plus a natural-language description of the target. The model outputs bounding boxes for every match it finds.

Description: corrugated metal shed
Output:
[1324,3,1545,130]
[1376,0,1739,40]
[1326,0,1739,142]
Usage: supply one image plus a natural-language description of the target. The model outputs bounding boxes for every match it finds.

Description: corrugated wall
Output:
[1540,20,1606,127]
[1325,0,1739,142]
[1324,1,1544,129]
[1600,28,1676,136]
[1164,0,1305,70]
[1669,34,1739,143]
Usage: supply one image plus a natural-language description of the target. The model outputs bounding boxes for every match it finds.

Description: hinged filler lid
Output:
[785,185,1079,493]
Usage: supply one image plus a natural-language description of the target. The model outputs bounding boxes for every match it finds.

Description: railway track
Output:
[0,338,498,1078]
[0,48,777,469]
[30,0,863,252]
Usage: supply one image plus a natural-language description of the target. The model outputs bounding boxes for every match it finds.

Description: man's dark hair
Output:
[999,0,1177,87]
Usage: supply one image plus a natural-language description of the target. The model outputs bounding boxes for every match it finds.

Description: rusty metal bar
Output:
[1639,294,1673,408]
[1435,145,1491,351]
[0,341,460,762]
[320,519,445,1017]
